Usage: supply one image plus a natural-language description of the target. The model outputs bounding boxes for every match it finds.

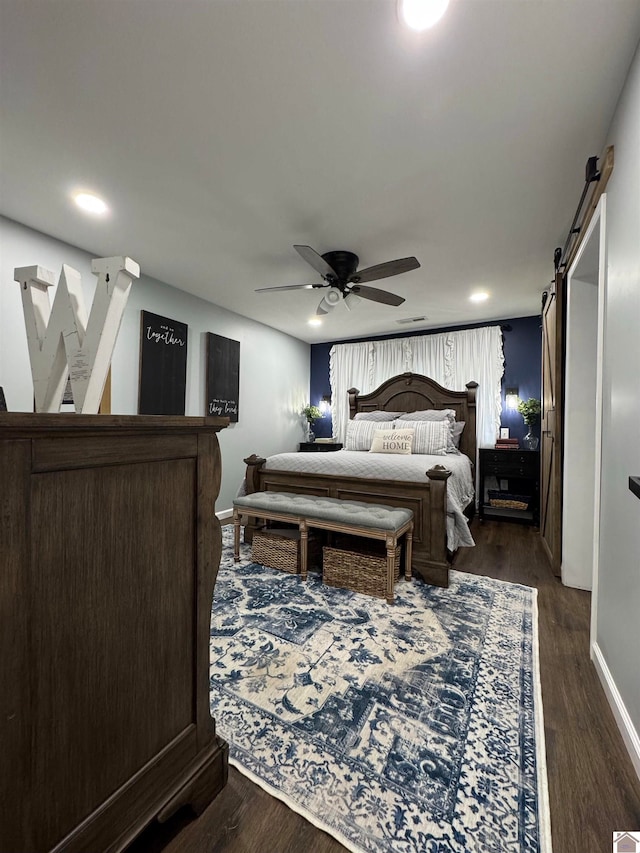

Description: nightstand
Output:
[298,442,343,452]
[479,448,540,525]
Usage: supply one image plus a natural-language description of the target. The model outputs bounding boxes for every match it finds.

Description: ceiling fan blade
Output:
[294,245,338,280]
[255,284,320,292]
[352,256,420,284]
[350,285,405,307]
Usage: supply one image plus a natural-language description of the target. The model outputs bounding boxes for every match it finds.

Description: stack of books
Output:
[495,437,520,450]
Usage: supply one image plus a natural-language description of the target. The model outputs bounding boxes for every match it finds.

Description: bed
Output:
[243,372,478,587]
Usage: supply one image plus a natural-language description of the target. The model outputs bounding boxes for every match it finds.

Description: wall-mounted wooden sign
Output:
[139,311,188,415]
[206,333,239,422]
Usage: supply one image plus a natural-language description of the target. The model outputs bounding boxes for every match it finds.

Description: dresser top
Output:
[0,412,229,437]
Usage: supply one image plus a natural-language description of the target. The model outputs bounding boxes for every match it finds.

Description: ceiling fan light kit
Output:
[256,245,420,318]
[317,287,342,315]
[343,292,362,312]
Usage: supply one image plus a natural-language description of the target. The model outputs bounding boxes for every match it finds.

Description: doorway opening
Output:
[562,196,607,636]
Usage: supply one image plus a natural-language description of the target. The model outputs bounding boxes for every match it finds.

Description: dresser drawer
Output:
[481,450,538,477]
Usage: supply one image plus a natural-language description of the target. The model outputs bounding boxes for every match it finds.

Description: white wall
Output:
[0,216,311,513]
[592,40,640,777]
[562,271,598,590]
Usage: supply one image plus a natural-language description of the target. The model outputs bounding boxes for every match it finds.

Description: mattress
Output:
[263,449,475,551]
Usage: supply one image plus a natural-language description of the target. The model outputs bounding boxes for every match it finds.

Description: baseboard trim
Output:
[216,508,233,522]
[591,641,640,782]
[560,575,592,592]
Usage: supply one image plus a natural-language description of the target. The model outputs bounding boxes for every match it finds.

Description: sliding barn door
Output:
[540,272,564,576]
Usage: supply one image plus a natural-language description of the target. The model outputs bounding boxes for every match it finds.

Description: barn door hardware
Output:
[554,147,614,273]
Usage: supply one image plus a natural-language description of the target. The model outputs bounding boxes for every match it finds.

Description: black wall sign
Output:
[138,311,188,415]
[206,333,239,422]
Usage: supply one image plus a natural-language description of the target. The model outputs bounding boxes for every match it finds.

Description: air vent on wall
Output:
[396,316,427,325]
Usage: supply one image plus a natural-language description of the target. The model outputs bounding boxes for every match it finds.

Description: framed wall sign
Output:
[138,311,188,415]
[206,333,239,422]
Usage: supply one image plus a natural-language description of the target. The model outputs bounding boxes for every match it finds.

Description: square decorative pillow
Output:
[353,410,403,421]
[369,427,415,455]
[345,419,396,451]
[396,420,449,455]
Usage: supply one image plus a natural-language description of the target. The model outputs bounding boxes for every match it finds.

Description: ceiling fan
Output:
[256,245,420,315]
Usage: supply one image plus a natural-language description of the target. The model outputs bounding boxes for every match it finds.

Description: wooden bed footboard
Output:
[243,454,452,587]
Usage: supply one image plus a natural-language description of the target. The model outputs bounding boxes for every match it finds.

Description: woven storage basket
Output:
[487,490,530,510]
[322,544,401,599]
[252,528,321,574]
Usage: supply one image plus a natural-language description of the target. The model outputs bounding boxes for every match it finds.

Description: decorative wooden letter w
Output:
[14,257,140,413]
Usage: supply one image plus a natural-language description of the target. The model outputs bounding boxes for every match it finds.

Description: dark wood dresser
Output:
[0,413,229,852]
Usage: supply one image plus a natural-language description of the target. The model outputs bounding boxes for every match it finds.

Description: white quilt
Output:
[263,450,475,551]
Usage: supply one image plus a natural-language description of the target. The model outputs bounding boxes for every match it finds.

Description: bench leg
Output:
[300,519,308,581]
[405,523,413,581]
[233,509,241,562]
[386,534,396,604]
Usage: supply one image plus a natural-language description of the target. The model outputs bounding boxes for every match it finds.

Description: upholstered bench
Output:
[232,491,413,603]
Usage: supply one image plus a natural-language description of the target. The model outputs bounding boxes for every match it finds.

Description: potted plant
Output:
[517,397,541,450]
[300,403,323,442]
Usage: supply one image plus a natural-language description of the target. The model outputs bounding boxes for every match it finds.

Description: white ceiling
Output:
[1,0,639,344]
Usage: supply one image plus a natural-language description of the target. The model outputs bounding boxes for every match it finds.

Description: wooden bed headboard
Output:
[348,372,478,462]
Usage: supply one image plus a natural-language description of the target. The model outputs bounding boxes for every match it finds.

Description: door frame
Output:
[564,195,607,637]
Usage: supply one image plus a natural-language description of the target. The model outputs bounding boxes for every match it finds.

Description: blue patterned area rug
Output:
[210,530,552,853]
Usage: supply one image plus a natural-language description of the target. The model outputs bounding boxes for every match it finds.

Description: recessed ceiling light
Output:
[73,192,108,215]
[308,317,323,326]
[398,0,449,31]
[469,292,489,303]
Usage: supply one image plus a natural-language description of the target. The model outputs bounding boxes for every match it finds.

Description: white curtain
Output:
[329,326,504,452]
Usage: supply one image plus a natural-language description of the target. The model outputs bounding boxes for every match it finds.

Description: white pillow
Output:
[397,409,456,422]
[345,419,396,451]
[369,427,415,455]
[353,410,403,421]
[396,420,449,455]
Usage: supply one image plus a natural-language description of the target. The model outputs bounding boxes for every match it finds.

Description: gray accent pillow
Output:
[353,410,403,421]
[452,421,466,448]
[397,408,456,422]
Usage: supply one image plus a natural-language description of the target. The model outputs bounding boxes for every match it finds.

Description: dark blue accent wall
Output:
[499,316,542,443]
[310,342,334,438]
[309,316,542,442]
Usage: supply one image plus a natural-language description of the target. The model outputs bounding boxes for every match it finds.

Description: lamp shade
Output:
[317,287,342,315]
[344,292,362,312]
[505,388,519,410]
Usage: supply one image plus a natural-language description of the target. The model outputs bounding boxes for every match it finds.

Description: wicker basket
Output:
[252,528,321,574]
[322,544,401,599]
[487,490,531,510]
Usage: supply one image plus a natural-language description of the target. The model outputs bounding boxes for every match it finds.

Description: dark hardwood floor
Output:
[128,520,640,853]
